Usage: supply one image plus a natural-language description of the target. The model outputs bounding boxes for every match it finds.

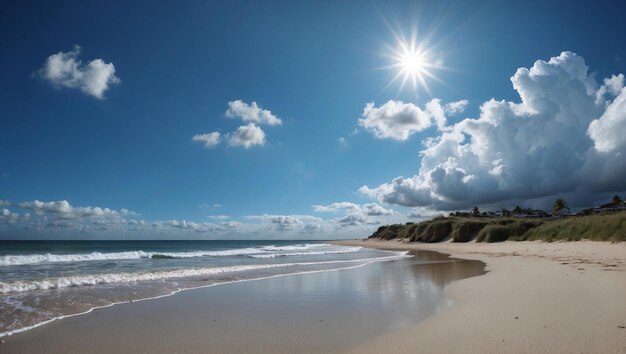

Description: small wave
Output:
[261,243,329,251]
[0,252,408,294]
[249,247,362,259]
[0,248,264,266]
[0,251,152,266]
[149,254,176,259]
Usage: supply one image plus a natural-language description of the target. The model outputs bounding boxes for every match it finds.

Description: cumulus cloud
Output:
[361,51,626,210]
[313,202,394,227]
[358,99,457,140]
[193,100,282,151]
[153,220,222,232]
[226,100,282,126]
[0,208,23,224]
[313,202,393,216]
[17,200,132,219]
[39,45,120,99]
[192,132,221,148]
[444,99,469,115]
[227,123,266,148]
[588,78,626,153]
[408,207,445,219]
[1,198,392,239]
[246,214,322,232]
[595,74,624,104]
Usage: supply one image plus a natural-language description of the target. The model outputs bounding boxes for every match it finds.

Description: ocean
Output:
[0,240,408,337]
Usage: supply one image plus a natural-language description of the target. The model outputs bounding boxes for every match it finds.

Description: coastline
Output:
[332,239,626,354]
[0,248,484,353]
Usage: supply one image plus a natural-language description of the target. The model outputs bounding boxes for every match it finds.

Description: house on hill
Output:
[595,201,626,213]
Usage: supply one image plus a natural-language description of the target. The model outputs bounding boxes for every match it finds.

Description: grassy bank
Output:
[370,211,626,243]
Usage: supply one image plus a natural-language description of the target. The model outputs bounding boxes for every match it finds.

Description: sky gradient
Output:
[1,0,625,239]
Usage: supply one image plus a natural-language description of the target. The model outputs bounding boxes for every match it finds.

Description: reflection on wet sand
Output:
[1,250,485,354]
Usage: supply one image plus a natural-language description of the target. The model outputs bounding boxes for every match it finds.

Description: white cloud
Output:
[588,80,626,153]
[226,100,282,126]
[207,215,230,220]
[246,214,322,232]
[313,202,394,227]
[337,213,368,226]
[199,203,222,210]
[408,207,445,219]
[358,99,456,141]
[313,202,393,216]
[0,208,22,224]
[17,200,132,219]
[192,132,221,148]
[1,198,397,239]
[595,74,624,104]
[151,220,222,232]
[227,123,266,148]
[39,45,120,99]
[361,51,626,210]
[193,100,281,151]
[444,99,469,115]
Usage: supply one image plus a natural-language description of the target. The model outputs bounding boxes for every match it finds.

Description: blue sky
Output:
[1,0,625,239]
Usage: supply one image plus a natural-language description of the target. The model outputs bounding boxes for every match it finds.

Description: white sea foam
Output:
[0,250,410,338]
[261,244,329,251]
[0,244,355,266]
[0,248,264,266]
[0,252,408,294]
[0,251,152,266]
[249,246,362,258]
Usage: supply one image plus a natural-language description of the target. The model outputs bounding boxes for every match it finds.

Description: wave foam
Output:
[261,244,329,251]
[249,246,362,259]
[0,248,263,266]
[0,252,408,294]
[0,244,357,266]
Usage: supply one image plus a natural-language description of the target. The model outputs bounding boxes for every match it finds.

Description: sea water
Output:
[0,240,408,336]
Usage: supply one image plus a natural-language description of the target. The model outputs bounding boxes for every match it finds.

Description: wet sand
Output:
[0,250,484,353]
[334,240,626,354]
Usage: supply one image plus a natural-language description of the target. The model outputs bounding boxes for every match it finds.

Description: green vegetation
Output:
[552,197,568,215]
[521,212,626,242]
[369,211,626,243]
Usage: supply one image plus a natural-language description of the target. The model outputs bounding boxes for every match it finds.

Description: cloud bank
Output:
[361,51,626,210]
[1,199,391,239]
[39,45,120,99]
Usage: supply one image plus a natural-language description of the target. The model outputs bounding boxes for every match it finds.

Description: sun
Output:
[380,27,445,95]
[390,39,438,94]
[400,48,426,76]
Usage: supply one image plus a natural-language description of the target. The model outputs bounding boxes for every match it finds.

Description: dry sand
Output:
[333,239,626,354]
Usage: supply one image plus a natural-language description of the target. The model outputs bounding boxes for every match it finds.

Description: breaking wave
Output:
[0,253,407,294]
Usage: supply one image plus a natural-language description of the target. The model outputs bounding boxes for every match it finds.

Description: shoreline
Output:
[0,251,409,338]
[0,248,485,353]
[332,239,626,353]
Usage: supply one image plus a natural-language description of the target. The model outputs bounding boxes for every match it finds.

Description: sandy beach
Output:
[0,249,484,353]
[333,239,626,354]
[1,240,625,353]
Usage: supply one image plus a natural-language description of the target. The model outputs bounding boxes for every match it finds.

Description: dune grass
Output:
[520,212,626,242]
[369,211,626,243]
